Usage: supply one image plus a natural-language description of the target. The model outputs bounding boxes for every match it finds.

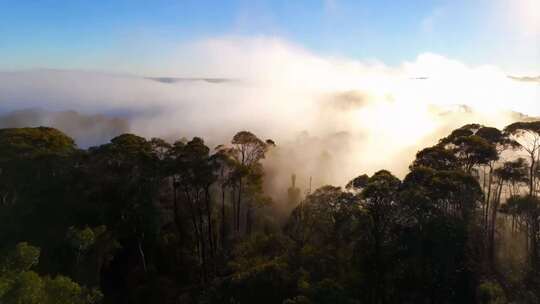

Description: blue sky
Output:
[0,0,538,74]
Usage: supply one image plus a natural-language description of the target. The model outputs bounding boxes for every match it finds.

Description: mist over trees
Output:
[0,121,540,303]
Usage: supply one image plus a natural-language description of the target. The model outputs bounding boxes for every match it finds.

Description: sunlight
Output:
[513,0,539,34]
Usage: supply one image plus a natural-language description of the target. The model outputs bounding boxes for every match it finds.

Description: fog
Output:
[0,37,538,192]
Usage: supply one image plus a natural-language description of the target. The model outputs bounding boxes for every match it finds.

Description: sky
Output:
[0,0,538,75]
[0,0,538,187]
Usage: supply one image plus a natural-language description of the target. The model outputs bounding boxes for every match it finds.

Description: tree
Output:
[398,167,483,303]
[505,121,540,197]
[3,122,540,302]
[285,186,357,250]
[345,174,369,192]
[503,195,540,278]
[507,197,540,248]
[211,144,236,251]
[0,127,79,276]
[0,242,102,304]
[230,131,272,234]
[357,170,401,304]
[167,139,187,245]
[284,185,359,302]
[84,134,160,278]
[169,137,218,281]
[0,127,75,160]
[475,126,517,228]
[439,125,498,173]
[477,281,507,304]
[0,126,76,213]
[438,124,508,257]
[410,146,459,171]
[205,233,295,304]
[287,174,302,206]
[486,158,528,265]
[65,225,112,284]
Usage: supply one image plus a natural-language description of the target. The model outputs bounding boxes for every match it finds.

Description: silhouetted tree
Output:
[505,122,540,197]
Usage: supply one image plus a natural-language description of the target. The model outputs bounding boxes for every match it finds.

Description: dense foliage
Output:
[0,122,539,303]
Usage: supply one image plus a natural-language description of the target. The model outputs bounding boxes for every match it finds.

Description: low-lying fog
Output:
[1,37,538,195]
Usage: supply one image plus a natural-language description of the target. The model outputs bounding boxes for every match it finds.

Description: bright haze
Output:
[0,0,538,190]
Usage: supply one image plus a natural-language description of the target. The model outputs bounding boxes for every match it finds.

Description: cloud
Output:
[0,37,538,192]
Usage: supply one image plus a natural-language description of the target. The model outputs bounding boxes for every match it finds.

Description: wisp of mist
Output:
[0,37,538,195]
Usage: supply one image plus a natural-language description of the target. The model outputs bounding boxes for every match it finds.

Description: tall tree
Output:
[439,124,498,174]
[410,145,459,171]
[170,137,217,281]
[230,131,271,234]
[0,127,76,207]
[505,121,540,197]
[399,166,483,303]
[212,145,236,251]
[504,195,540,273]
[358,170,401,304]
[83,134,160,283]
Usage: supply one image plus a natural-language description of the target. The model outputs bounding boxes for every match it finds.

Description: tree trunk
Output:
[529,156,536,197]
[196,190,209,282]
[236,178,243,233]
[184,189,204,279]
[533,151,540,196]
[205,187,215,258]
[530,216,538,271]
[231,186,236,234]
[484,165,494,230]
[246,202,252,235]
[137,238,147,273]
[221,184,227,249]
[489,179,504,265]
[172,179,183,245]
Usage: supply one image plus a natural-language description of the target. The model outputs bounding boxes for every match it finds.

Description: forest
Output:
[0,120,539,304]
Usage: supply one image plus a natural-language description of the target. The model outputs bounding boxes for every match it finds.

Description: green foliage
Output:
[5,270,44,304]
[67,226,97,252]
[477,281,507,304]
[203,233,297,304]
[505,195,540,215]
[1,122,539,303]
[0,243,102,304]
[495,158,529,183]
[412,145,460,171]
[0,127,76,161]
[504,121,540,136]
[439,124,499,171]
[1,243,40,273]
[285,185,358,248]
[345,174,369,192]
[43,275,83,304]
[283,295,312,304]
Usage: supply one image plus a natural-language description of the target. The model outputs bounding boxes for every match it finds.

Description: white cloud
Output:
[0,37,538,189]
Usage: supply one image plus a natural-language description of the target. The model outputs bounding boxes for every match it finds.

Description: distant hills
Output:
[146,77,235,84]
[0,109,129,148]
[509,75,540,83]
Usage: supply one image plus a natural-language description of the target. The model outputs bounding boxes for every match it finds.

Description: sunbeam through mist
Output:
[0,37,538,188]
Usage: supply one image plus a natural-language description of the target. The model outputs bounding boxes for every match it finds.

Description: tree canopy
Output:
[1,121,540,303]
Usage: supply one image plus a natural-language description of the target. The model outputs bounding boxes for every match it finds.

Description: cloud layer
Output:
[0,37,538,191]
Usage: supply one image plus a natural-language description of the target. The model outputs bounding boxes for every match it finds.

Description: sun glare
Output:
[515,0,539,33]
